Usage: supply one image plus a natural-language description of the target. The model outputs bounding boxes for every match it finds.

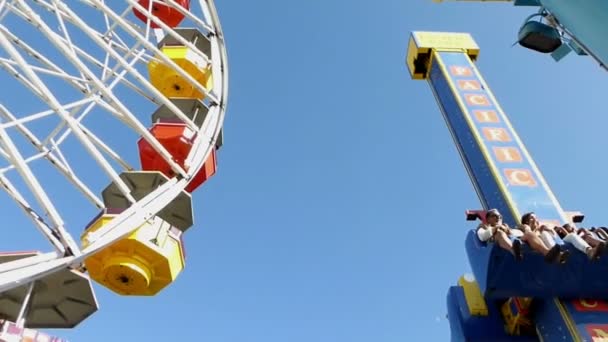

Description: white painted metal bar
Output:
[50,0,89,91]
[0,0,229,298]
[15,281,34,328]
[21,2,190,180]
[125,0,213,65]
[0,256,73,293]
[0,174,66,253]
[82,176,186,248]
[48,98,129,160]
[0,106,105,208]
[0,0,8,20]
[0,11,132,255]
[0,8,150,148]
[3,3,157,106]
[0,97,92,130]
[0,57,88,84]
[29,1,190,179]
[202,0,229,114]
[0,251,60,274]
[0,150,48,173]
[43,46,148,147]
[147,0,214,33]
[87,0,219,106]
[0,109,76,254]
[0,26,93,93]
[8,0,138,206]
[8,31,155,104]
[78,119,135,172]
[0,57,47,100]
[49,138,73,174]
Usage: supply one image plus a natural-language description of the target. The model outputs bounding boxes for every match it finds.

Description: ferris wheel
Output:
[0,0,228,338]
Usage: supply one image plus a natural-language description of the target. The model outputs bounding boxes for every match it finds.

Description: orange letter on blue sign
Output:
[450,66,472,77]
[482,128,512,142]
[465,94,490,106]
[493,147,522,163]
[504,169,537,187]
[473,110,499,123]
[458,80,481,91]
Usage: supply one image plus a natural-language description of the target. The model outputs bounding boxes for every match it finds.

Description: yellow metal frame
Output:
[406,31,479,80]
[458,275,488,316]
[501,297,534,335]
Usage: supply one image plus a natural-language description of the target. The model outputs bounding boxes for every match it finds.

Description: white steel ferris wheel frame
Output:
[0,0,229,295]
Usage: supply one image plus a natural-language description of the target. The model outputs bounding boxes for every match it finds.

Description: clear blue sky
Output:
[9,1,608,341]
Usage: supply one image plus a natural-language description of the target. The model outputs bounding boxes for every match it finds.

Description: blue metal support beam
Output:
[406,31,608,341]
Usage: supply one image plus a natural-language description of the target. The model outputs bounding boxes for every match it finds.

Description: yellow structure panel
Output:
[81,211,185,296]
[501,297,534,335]
[406,31,480,80]
[457,275,488,316]
[148,46,213,99]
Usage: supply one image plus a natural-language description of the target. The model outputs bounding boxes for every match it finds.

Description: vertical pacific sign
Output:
[428,50,567,226]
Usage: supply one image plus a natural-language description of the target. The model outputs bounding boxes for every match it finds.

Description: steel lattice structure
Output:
[0,0,228,333]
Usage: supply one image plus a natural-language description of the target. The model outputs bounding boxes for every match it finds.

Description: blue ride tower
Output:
[406,31,608,341]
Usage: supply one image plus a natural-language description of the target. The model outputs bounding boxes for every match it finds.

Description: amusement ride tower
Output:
[407,31,608,341]
[0,1,228,341]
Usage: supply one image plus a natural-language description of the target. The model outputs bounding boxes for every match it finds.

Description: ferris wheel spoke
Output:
[16,2,195,181]
[10,1,140,89]
[0,27,93,93]
[0,57,89,86]
[41,46,149,148]
[0,251,62,275]
[85,0,218,105]
[0,57,51,101]
[0,116,78,254]
[0,0,230,325]
[0,255,74,293]
[6,10,151,176]
[78,123,135,173]
[0,10,139,210]
[0,98,92,130]
[0,175,66,253]
[56,2,214,124]
[15,280,35,327]
[125,0,215,49]
[0,1,8,20]
[0,106,105,208]
[47,1,90,91]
